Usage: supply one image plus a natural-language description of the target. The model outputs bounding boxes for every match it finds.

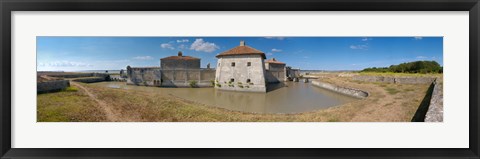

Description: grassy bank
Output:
[37,86,107,122]
[37,73,431,122]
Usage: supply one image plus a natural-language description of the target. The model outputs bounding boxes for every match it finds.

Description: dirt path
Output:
[70,82,123,122]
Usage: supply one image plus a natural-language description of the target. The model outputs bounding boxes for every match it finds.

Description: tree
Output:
[360,61,442,74]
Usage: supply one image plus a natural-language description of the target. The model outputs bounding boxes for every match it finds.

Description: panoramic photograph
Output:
[36,37,443,122]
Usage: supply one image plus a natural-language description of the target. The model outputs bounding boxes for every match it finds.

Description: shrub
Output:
[189,80,198,88]
[210,80,215,86]
[64,86,78,92]
[361,60,442,74]
[216,83,222,87]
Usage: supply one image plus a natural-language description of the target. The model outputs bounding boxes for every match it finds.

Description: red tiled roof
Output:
[265,58,285,64]
[216,45,266,59]
[161,56,200,60]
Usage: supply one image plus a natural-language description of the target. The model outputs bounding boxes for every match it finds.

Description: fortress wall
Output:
[286,68,300,80]
[37,80,70,93]
[48,73,94,78]
[127,68,215,87]
[127,68,162,86]
[266,70,285,83]
[173,70,187,81]
[161,59,200,70]
[200,69,216,82]
[353,76,436,84]
[73,77,106,83]
[47,73,110,79]
[425,82,443,122]
[187,70,200,81]
[311,80,369,99]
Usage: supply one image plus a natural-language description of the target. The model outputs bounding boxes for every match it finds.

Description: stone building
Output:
[215,41,267,92]
[285,66,301,81]
[127,52,215,87]
[160,51,200,69]
[265,58,286,83]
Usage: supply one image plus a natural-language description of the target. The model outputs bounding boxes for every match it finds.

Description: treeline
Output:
[361,61,443,74]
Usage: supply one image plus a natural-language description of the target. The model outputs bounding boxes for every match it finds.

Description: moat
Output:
[91,82,359,114]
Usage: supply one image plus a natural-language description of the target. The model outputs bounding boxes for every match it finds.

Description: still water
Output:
[91,82,358,114]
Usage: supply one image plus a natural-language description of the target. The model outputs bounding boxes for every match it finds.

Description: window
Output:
[246,79,251,83]
[231,62,235,67]
[218,63,220,66]
[247,62,251,66]
[230,78,235,82]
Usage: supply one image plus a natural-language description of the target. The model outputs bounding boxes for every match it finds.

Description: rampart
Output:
[127,67,216,87]
[424,82,443,122]
[37,80,70,93]
[47,73,109,79]
[353,75,436,84]
[311,80,369,98]
[265,70,285,83]
[73,77,107,83]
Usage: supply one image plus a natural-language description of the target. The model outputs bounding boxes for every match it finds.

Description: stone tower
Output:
[215,41,267,92]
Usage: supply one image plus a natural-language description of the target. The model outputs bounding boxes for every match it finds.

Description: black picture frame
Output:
[1,0,479,158]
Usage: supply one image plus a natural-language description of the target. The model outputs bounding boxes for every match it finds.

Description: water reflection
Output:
[92,82,358,114]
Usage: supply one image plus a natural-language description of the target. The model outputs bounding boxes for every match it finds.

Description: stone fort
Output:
[126,51,215,87]
[127,41,299,92]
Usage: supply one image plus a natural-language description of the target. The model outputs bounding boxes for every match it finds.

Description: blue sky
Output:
[37,37,443,71]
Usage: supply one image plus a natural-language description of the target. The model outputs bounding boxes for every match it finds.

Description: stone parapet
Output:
[311,80,368,98]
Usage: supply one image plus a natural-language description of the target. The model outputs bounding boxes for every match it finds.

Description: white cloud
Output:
[38,61,93,67]
[161,43,175,50]
[266,52,273,56]
[416,56,428,59]
[350,45,368,50]
[133,56,153,60]
[176,39,189,43]
[361,37,372,41]
[271,48,282,52]
[190,38,219,53]
[264,37,285,40]
[178,44,187,50]
[414,37,423,40]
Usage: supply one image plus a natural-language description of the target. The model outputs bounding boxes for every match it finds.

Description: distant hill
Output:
[361,61,443,74]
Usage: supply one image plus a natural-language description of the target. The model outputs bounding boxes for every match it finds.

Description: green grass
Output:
[64,86,79,92]
[385,87,400,95]
[37,86,106,122]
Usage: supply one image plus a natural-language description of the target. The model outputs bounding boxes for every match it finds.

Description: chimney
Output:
[178,51,183,56]
[272,58,276,61]
[240,40,245,46]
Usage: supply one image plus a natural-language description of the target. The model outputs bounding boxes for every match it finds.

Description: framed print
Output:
[1,0,479,158]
